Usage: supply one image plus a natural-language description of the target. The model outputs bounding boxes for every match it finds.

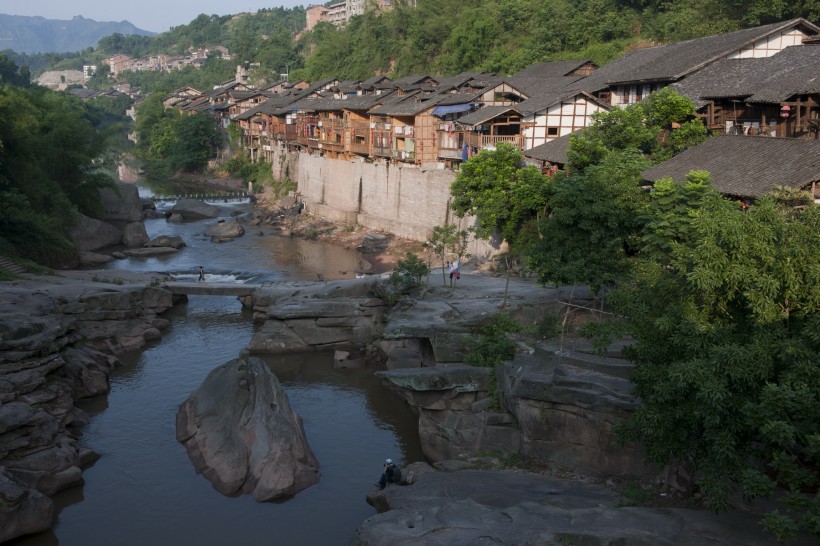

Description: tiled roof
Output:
[368,91,445,116]
[577,18,819,89]
[508,60,591,80]
[392,74,436,87]
[523,133,573,165]
[434,90,484,106]
[457,106,520,127]
[672,44,820,106]
[289,93,390,113]
[642,135,820,197]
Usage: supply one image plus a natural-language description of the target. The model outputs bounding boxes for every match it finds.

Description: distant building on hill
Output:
[305,0,414,31]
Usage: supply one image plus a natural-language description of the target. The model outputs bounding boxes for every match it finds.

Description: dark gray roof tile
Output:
[642,135,820,197]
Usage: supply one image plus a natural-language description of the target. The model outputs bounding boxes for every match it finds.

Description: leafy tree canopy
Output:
[0,62,117,266]
[451,142,548,247]
[568,87,710,172]
[603,187,820,541]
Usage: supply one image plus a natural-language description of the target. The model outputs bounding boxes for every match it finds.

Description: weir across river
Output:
[149,192,251,205]
[163,281,259,297]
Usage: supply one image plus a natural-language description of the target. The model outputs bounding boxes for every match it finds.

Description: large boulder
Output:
[171,199,220,220]
[146,235,186,249]
[100,183,143,223]
[122,222,149,248]
[176,357,320,501]
[69,214,122,252]
[205,220,245,242]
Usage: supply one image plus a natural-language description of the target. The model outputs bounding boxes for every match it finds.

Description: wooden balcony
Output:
[372,146,392,158]
[349,136,369,156]
[273,125,298,142]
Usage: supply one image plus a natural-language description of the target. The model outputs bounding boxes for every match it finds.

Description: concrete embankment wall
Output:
[277,145,495,258]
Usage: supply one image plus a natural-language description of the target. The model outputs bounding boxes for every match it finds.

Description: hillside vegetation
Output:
[11,1,820,90]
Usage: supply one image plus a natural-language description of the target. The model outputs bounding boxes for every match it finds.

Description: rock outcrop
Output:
[176,357,320,501]
[376,365,517,461]
[499,341,651,478]
[354,462,808,546]
[247,279,388,355]
[0,271,174,542]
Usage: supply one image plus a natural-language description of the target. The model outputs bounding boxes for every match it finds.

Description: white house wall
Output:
[728,28,809,59]
[523,96,606,149]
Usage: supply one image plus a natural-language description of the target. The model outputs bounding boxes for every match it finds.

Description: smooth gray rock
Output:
[78,252,114,266]
[100,183,143,223]
[176,357,320,501]
[205,220,245,241]
[122,222,149,248]
[146,235,186,249]
[171,198,220,219]
[70,214,122,252]
[354,464,812,546]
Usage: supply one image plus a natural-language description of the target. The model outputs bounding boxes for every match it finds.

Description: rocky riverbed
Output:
[2,180,811,544]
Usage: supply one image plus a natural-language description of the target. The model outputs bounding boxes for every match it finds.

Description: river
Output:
[10,185,424,546]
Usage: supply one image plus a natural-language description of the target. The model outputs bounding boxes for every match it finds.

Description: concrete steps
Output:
[0,256,27,275]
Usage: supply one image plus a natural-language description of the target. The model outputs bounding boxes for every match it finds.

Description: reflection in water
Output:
[11,279,421,544]
[97,199,370,283]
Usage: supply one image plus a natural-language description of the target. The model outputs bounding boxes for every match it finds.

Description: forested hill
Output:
[296,0,820,80]
[0,14,153,54]
[15,1,820,89]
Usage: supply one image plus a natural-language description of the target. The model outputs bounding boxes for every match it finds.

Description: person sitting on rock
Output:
[378,458,401,489]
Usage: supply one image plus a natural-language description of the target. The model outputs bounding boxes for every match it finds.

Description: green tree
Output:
[0,65,116,266]
[451,143,549,305]
[528,149,650,291]
[427,224,471,286]
[568,88,709,172]
[168,113,219,172]
[607,191,820,542]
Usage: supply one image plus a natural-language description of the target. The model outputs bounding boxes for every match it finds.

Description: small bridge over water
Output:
[164,282,259,297]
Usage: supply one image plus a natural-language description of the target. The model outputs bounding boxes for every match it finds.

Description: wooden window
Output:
[547,127,559,136]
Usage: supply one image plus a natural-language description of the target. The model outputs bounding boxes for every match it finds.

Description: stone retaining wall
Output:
[273,144,495,258]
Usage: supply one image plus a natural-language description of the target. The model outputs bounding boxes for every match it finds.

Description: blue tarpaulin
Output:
[432,103,474,117]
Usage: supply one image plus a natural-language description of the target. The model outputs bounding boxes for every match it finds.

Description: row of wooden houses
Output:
[162,17,820,200]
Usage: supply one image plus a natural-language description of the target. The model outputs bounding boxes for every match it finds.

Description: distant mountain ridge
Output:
[0,14,154,54]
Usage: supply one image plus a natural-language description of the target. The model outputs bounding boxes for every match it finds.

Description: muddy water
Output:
[10,191,423,545]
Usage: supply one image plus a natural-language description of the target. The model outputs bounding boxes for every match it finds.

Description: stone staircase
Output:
[0,256,27,275]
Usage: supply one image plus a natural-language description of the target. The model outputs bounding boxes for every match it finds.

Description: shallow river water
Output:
[11,190,423,546]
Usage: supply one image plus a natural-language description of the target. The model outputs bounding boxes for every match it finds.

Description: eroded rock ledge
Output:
[354,462,804,546]
[0,271,173,542]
